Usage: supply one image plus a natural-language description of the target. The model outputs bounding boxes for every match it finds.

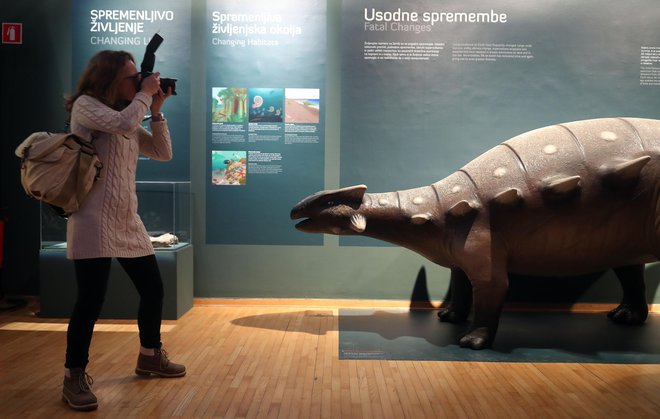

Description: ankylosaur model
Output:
[291,117,659,349]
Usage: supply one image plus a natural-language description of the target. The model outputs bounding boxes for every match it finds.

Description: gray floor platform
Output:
[339,309,660,363]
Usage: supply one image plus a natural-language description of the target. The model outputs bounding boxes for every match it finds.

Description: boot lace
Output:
[77,372,94,393]
[158,348,171,369]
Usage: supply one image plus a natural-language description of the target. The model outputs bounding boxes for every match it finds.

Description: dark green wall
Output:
[1,0,71,295]
[1,1,658,305]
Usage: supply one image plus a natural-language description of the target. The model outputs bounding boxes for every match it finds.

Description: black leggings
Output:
[65,255,164,369]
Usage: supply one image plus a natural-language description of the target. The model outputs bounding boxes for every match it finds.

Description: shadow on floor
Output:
[338,309,660,363]
[230,308,659,363]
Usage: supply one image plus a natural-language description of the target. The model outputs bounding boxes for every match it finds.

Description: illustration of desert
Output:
[285,88,320,123]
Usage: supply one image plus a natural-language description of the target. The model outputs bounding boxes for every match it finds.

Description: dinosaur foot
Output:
[607,303,648,325]
[459,327,494,350]
[437,306,469,323]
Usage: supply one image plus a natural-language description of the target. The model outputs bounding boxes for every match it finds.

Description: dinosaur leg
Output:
[459,265,509,350]
[438,268,472,323]
[608,264,648,325]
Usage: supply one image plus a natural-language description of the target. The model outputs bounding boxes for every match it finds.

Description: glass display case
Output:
[39,181,194,319]
[40,181,192,250]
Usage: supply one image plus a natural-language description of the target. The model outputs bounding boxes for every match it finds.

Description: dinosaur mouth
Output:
[293,213,367,234]
[293,217,347,234]
[293,218,316,232]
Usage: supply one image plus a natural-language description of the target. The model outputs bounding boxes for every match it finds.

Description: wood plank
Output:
[1,299,659,418]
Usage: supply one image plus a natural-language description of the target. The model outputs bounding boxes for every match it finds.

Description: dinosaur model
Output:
[291,117,660,349]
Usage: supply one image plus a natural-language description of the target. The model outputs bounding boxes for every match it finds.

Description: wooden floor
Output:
[1,299,660,418]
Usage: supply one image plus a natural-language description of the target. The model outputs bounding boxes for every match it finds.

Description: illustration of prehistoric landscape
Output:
[211,150,247,185]
[211,87,248,123]
[248,88,284,123]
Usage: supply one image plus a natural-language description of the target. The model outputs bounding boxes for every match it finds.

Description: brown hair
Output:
[65,50,136,113]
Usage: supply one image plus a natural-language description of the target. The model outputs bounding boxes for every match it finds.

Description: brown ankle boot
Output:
[135,348,186,378]
[62,368,98,411]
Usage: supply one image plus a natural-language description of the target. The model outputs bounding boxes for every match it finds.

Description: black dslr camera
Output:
[139,33,177,95]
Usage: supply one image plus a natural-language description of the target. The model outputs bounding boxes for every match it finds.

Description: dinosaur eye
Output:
[326,201,335,206]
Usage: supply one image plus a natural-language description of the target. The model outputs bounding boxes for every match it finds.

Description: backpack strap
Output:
[73,131,101,201]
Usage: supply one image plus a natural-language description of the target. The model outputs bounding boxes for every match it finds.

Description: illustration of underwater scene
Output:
[211,150,247,186]
[285,88,320,123]
[212,87,248,123]
[248,88,284,123]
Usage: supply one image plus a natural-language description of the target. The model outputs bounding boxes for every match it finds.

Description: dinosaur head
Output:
[290,184,368,235]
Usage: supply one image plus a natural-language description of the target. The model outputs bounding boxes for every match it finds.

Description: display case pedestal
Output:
[39,245,193,320]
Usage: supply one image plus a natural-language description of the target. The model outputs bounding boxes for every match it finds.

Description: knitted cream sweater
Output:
[66,92,172,259]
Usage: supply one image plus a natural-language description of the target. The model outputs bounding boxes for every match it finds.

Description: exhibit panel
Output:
[204,0,326,245]
[71,0,192,182]
[339,0,660,246]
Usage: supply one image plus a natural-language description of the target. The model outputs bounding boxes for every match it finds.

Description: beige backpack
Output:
[15,132,102,215]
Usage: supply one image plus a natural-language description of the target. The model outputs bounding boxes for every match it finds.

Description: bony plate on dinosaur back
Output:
[291,117,660,350]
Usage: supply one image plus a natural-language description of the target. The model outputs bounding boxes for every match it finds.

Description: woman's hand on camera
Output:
[139,72,161,96]
[150,86,172,114]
